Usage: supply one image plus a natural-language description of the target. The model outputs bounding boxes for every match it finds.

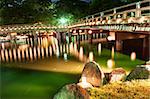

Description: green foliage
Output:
[0,0,56,25]
[88,80,150,99]
[56,0,89,19]
[1,0,142,25]
[126,67,149,81]
[56,13,75,26]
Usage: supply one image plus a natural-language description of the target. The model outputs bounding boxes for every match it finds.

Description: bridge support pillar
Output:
[142,36,150,61]
[116,40,123,52]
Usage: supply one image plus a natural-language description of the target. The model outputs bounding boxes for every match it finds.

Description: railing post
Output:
[113,9,117,19]
[100,12,104,17]
[123,12,127,19]
[136,2,141,18]
[86,17,88,23]
[100,12,104,23]
[92,15,94,20]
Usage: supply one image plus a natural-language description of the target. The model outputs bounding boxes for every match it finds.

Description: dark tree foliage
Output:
[0,0,142,25]
[0,0,55,25]
[56,0,89,19]
[89,0,142,14]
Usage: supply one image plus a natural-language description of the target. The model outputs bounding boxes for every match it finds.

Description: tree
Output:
[0,0,56,25]
[56,0,89,19]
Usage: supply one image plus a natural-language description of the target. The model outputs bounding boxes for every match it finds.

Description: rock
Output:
[126,65,150,81]
[80,61,104,87]
[103,73,110,84]
[77,76,93,88]
[109,68,126,83]
[54,84,90,99]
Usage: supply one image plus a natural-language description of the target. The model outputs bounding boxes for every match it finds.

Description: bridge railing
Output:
[0,0,150,33]
[71,0,150,27]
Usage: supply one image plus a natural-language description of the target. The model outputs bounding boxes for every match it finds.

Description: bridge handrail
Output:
[78,0,150,21]
[0,0,150,33]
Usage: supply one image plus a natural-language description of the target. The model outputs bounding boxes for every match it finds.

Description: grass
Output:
[88,80,150,99]
[81,43,145,71]
[0,67,80,99]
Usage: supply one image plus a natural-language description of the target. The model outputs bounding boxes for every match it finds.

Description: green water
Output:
[0,66,80,99]
[0,44,145,99]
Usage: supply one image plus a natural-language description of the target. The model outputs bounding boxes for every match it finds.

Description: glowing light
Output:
[21,50,24,59]
[139,16,146,23]
[63,53,68,61]
[66,44,69,53]
[19,44,29,50]
[42,37,49,48]
[107,59,115,69]
[45,46,49,58]
[102,20,105,24]
[89,52,94,62]
[92,22,95,25]
[145,65,150,71]
[37,46,41,59]
[73,30,76,33]
[59,17,68,25]
[98,43,102,55]
[116,19,122,24]
[79,30,82,33]
[131,52,136,61]
[107,36,115,41]
[55,44,60,57]
[70,29,72,32]
[60,44,63,55]
[79,47,84,61]
[69,42,74,54]
[111,46,115,59]
[56,49,60,57]
[107,20,112,24]
[77,76,93,88]
[74,43,78,56]
[63,44,66,53]
[49,46,52,56]
[41,47,44,59]
[82,76,87,84]
[11,32,17,36]
[17,49,21,61]
[24,48,28,60]
[96,21,100,25]
[33,47,37,60]
[29,47,33,61]
[88,30,92,34]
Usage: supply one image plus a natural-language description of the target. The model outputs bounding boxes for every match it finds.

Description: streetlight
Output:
[79,30,82,33]
[59,17,68,25]
[88,30,92,34]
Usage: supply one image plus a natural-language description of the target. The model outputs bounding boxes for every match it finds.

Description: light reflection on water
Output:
[0,36,87,74]
[2,56,84,74]
[0,36,144,74]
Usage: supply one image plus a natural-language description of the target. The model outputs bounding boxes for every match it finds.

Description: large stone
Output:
[126,65,150,81]
[54,84,90,99]
[109,68,126,83]
[80,61,104,87]
[103,73,110,84]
